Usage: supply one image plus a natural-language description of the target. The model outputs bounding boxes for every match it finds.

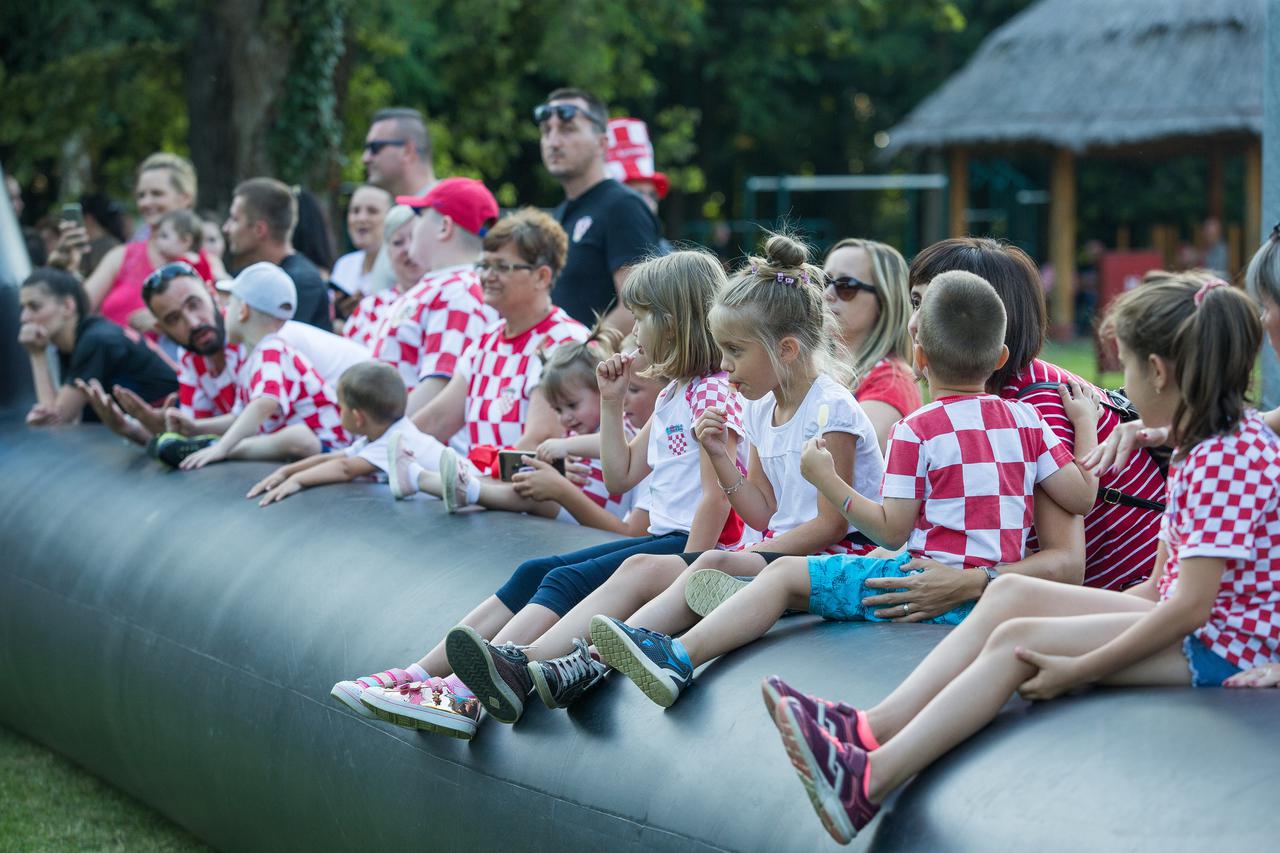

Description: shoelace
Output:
[551,641,599,684]
[493,640,532,660]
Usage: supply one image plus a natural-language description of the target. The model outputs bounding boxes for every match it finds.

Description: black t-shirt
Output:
[60,316,178,414]
[280,253,331,330]
[552,179,661,325]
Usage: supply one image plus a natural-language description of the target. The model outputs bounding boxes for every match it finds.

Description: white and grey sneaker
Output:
[528,638,608,709]
[684,569,751,617]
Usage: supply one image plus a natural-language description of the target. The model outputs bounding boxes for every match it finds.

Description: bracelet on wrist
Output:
[719,473,746,496]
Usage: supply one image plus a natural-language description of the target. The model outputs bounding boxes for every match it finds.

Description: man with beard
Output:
[79,263,369,464]
[537,88,660,331]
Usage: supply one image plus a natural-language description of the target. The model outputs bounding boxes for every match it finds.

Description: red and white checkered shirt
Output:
[1158,413,1280,670]
[570,453,634,524]
[370,265,494,389]
[882,394,1073,569]
[462,307,588,449]
[238,334,349,447]
[177,343,245,419]
[1003,359,1164,590]
[343,290,399,350]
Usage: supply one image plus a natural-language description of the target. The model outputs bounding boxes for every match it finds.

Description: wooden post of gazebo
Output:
[1246,139,1263,253]
[1049,148,1076,340]
[948,148,969,237]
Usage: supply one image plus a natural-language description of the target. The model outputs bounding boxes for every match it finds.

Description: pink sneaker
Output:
[437,447,474,513]
[388,431,419,499]
[330,668,419,718]
[761,675,877,751]
[771,696,879,844]
[360,680,481,739]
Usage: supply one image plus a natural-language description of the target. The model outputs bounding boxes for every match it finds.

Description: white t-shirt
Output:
[330,250,372,296]
[740,373,884,540]
[344,417,445,480]
[277,320,372,387]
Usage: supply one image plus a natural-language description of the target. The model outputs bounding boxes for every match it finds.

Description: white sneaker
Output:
[388,431,419,500]
[437,447,474,513]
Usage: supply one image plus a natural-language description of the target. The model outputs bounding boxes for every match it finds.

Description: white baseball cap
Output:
[216,262,296,320]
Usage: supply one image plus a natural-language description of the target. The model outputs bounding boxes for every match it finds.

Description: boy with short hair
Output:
[153,210,204,265]
[591,270,1102,708]
[247,361,444,505]
[180,263,349,469]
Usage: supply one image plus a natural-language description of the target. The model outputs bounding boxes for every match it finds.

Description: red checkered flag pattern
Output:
[881,395,1073,569]
[370,267,494,389]
[1158,413,1280,670]
[239,335,349,447]
[463,308,588,449]
[343,290,399,350]
[178,343,245,419]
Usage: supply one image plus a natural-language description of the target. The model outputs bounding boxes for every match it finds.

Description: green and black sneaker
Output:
[147,432,219,467]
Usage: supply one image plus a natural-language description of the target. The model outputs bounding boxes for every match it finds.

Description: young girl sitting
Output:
[523,234,887,712]
[337,250,741,738]
[764,274,1280,843]
[387,323,636,533]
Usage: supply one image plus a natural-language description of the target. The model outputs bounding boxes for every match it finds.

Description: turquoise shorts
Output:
[807,551,975,626]
[1182,635,1242,687]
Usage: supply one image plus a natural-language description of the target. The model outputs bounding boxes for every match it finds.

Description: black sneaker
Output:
[528,638,608,709]
[148,432,218,467]
[445,624,533,724]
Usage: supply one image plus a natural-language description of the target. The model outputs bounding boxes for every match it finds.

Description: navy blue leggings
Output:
[495,531,690,617]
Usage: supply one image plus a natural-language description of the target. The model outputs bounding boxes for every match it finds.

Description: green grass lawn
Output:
[0,726,209,852]
[1040,337,1123,388]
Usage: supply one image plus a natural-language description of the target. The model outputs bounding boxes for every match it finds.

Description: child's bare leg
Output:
[626,550,772,638]
[417,595,516,675]
[492,603,561,645]
[475,480,559,518]
[677,557,811,667]
[227,425,320,461]
[866,575,1154,744]
[524,554,690,660]
[866,611,1187,801]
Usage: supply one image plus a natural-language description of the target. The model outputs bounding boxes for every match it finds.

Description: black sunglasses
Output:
[363,138,408,155]
[825,275,877,301]
[532,103,606,131]
[142,261,199,298]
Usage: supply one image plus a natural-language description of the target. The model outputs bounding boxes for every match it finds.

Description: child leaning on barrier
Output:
[593,270,1101,708]
[764,274,1280,844]
[246,361,443,506]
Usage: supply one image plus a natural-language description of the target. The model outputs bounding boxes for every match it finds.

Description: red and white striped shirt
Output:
[238,334,349,447]
[177,343,244,420]
[343,290,400,350]
[1001,359,1165,589]
[370,265,494,389]
[1159,413,1280,670]
[461,307,587,450]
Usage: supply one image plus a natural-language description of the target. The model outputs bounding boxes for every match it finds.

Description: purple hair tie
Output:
[776,272,799,287]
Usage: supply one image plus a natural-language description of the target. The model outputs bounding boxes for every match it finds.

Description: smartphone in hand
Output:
[498,450,566,481]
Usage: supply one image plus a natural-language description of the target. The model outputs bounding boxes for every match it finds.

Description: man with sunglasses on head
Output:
[79,261,370,464]
[536,88,661,332]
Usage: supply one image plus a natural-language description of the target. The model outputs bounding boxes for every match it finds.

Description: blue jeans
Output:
[807,552,975,626]
[1182,635,1242,687]
[495,532,689,616]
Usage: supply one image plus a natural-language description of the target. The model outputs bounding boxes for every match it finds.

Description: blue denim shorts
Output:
[807,551,975,626]
[1182,635,1242,687]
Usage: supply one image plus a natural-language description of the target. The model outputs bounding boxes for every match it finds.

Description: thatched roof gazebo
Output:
[886,0,1264,335]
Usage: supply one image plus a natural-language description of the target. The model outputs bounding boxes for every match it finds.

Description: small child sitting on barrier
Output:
[246,361,443,505]
[180,263,349,469]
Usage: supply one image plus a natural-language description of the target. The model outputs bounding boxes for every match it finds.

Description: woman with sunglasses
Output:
[49,153,226,336]
[17,267,177,427]
[823,239,921,452]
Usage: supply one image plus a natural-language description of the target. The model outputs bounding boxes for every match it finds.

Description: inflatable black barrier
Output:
[1,416,1278,852]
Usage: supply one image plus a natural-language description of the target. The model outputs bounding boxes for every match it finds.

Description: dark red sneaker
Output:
[761,675,876,752]
[771,696,879,844]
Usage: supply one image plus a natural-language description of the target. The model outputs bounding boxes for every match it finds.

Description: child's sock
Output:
[407,460,427,489]
[443,673,475,699]
[464,476,481,505]
[670,637,693,668]
[855,709,881,751]
[406,663,429,682]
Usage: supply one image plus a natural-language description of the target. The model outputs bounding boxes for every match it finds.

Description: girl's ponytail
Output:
[1106,273,1261,459]
[539,315,623,402]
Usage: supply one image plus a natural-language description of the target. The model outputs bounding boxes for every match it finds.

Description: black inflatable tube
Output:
[1,417,1278,852]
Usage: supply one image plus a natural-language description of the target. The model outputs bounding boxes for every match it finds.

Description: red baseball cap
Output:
[397,177,499,236]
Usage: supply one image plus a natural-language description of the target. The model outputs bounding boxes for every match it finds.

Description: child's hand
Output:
[258,478,302,506]
[800,437,836,485]
[562,460,591,487]
[25,402,62,426]
[536,438,570,462]
[511,456,570,502]
[1014,646,1089,701]
[165,408,198,437]
[181,441,228,470]
[1082,419,1168,474]
[596,351,636,402]
[1059,380,1100,433]
[1224,663,1280,688]
[693,407,730,458]
[247,467,289,499]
